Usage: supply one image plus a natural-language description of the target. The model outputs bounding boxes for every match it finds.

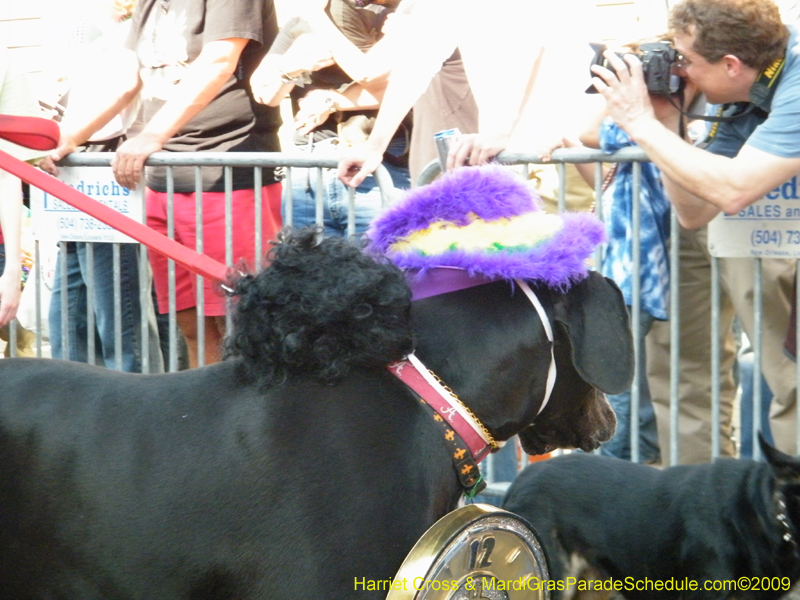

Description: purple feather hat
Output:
[367,165,606,291]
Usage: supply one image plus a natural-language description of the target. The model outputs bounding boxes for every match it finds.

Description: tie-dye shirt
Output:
[599,118,671,321]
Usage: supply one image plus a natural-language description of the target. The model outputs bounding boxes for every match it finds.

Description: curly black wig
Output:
[223,228,413,386]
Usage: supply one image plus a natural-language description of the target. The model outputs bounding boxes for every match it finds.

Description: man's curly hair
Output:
[670,0,788,72]
[223,228,413,386]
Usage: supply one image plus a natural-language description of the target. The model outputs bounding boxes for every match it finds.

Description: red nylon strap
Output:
[0,115,60,151]
[387,358,493,463]
[0,148,230,284]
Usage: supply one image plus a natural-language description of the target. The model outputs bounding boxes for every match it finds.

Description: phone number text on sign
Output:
[750,229,800,247]
[708,176,800,258]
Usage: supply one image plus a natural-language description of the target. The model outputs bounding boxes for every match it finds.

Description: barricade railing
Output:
[62,150,399,233]
[3,148,797,489]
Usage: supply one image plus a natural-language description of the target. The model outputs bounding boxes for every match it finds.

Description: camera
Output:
[587,41,682,95]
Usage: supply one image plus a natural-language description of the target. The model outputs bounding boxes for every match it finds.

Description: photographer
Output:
[592,0,799,457]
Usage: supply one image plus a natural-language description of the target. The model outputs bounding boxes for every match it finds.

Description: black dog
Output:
[503,437,800,600]
[0,229,632,600]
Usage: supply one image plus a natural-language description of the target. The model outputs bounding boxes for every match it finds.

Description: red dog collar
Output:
[388,354,494,496]
[387,280,556,496]
[388,354,497,462]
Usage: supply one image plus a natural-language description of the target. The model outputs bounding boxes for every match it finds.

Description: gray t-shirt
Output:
[705,24,800,160]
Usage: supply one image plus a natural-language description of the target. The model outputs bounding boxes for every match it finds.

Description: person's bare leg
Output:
[176,308,224,368]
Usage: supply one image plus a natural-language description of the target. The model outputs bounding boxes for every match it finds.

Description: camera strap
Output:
[696,54,785,149]
[671,98,756,123]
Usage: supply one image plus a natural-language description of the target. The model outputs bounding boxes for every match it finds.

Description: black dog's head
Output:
[410,272,632,456]
[223,228,413,386]
[517,273,633,455]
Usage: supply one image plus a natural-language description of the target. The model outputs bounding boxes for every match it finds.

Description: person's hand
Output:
[111,131,163,190]
[445,132,509,170]
[39,132,80,177]
[0,268,22,328]
[591,51,656,140]
[250,35,334,105]
[294,89,338,136]
[538,136,581,163]
[338,143,383,188]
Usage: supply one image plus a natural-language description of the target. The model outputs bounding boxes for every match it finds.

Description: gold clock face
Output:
[387,504,550,600]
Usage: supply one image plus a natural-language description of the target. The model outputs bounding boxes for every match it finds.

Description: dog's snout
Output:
[578,393,617,452]
[596,397,617,442]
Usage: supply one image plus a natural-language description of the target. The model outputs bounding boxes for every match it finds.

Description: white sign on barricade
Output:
[708,175,800,258]
[29,166,144,243]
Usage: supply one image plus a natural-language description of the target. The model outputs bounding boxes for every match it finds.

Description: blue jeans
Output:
[49,242,148,372]
[738,345,774,458]
[285,138,410,237]
[601,310,661,463]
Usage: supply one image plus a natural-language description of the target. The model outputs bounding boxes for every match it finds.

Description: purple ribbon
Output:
[407,267,500,301]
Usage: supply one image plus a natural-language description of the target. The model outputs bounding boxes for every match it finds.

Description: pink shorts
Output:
[146,183,282,316]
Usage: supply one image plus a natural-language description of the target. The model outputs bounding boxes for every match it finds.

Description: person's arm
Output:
[447,48,544,169]
[293,82,385,136]
[448,0,585,169]
[250,32,335,107]
[337,0,458,187]
[592,52,800,229]
[336,80,386,110]
[567,112,609,189]
[337,57,451,186]
[39,47,142,176]
[622,118,797,228]
[0,170,22,327]
[111,37,250,190]
[0,49,42,326]
[304,6,398,90]
[578,110,608,150]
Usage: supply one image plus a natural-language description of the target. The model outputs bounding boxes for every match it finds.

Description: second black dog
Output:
[503,436,800,600]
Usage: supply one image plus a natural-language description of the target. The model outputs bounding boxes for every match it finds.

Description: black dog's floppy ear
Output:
[759,433,800,481]
[552,271,634,395]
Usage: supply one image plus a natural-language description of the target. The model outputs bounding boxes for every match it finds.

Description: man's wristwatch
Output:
[323,95,338,113]
[279,69,312,86]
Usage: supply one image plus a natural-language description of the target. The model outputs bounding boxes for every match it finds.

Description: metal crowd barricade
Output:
[5,149,798,481]
[8,151,397,373]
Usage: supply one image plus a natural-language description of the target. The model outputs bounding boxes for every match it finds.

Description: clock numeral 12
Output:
[468,536,496,570]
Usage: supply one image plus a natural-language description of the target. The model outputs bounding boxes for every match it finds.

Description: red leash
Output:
[0,115,60,150]
[0,116,230,284]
